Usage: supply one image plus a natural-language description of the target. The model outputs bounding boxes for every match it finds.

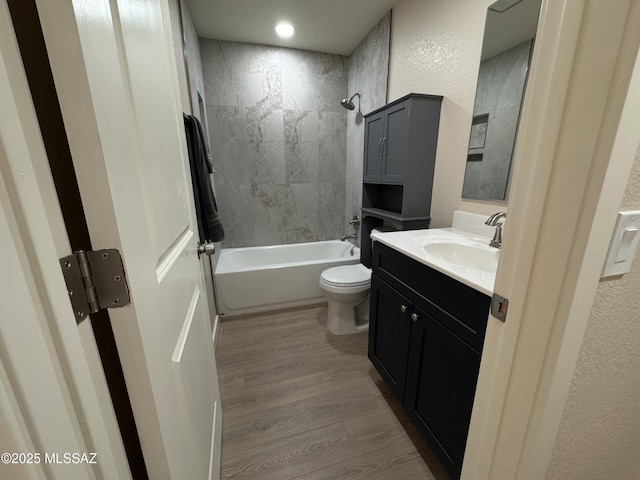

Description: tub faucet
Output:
[485,212,506,248]
[341,233,358,241]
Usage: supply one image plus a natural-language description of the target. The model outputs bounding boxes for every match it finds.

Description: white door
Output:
[34,0,222,479]
[0,2,129,477]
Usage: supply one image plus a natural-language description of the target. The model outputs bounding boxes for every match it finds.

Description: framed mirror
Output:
[462,0,543,202]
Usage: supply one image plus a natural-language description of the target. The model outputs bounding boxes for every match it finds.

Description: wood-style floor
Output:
[215,304,450,480]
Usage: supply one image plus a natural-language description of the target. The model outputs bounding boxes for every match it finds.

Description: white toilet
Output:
[319,263,371,335]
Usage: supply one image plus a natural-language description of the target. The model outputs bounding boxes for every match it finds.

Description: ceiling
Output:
[482,0,542,60]
[183,0,400,56]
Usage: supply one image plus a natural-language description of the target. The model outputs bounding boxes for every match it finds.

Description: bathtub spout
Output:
[341,234,358,241]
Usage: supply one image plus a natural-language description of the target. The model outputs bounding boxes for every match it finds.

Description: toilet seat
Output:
[320,264,371,288]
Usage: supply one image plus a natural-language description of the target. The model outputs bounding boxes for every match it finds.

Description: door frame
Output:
[463,0,640,478]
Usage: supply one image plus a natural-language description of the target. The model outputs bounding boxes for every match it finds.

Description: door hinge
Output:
[59,249,130,321]
[491,293,509,323]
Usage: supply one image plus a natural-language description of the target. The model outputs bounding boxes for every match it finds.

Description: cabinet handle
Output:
[400,305,407,313]
[411,313,419,322]
[378,137,383,156]
[382,136,387,155]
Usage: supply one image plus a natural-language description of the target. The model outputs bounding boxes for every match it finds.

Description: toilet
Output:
[319,263,371,335]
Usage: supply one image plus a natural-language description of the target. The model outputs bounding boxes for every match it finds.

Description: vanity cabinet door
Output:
[368,274,413,403]
[363,111,385,182]
[404,310,481,479]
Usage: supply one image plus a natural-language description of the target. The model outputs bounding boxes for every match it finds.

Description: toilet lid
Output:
[321,264,371,287]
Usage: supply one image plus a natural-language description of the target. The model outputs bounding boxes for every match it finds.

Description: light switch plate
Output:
[602,210,640,278]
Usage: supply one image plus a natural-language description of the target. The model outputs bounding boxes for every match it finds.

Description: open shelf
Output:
[361,208,430,225]
[363,183,403,215]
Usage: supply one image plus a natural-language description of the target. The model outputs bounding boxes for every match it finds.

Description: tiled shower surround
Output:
[200,15,390,248]
[200,41,347,247]
[345,13,391,245]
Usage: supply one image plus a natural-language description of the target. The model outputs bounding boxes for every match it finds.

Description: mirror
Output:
[462,0,542,202]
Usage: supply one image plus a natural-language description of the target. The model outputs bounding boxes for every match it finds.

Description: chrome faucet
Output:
[342,214,360,242]
[485,212,506,248]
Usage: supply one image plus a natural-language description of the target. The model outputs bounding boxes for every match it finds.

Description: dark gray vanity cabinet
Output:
[368,274,413,401]
[360,93,442,268]
[404,309,481,476]
[368,241,491,480]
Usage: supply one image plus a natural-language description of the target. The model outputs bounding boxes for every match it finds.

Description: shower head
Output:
[340,92,361,111]
[340,97,356,110]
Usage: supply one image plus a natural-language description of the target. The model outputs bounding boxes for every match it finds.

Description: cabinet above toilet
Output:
[360,93,443,267]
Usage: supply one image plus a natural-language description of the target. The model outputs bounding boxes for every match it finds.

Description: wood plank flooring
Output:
[216,305,450,480]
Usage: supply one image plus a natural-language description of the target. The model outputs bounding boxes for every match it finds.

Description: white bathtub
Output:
[214,240,360,316]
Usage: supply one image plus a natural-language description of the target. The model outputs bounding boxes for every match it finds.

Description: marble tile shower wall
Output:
[345,13,391,245]
[200,39,348,247]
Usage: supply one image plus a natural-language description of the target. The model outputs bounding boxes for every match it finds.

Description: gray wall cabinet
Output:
[361,93,442,266]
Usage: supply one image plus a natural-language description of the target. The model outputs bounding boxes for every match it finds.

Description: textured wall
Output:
[463,40,532,201]
[388,0,499,228]
[200,40,348,247]
[345,13,391,244]
[545,147,640,480]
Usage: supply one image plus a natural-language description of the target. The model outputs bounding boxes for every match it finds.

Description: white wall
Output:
[388,0,502,228]
[545,147,640,480]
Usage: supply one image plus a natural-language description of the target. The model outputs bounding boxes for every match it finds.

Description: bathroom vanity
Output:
[368,226,495,479]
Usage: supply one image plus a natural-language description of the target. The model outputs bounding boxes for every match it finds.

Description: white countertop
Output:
[370,227,497,296]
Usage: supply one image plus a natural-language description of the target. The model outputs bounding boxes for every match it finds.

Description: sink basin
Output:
[413,235,500,274]
[371,228,499,295]
[421,241,499,272]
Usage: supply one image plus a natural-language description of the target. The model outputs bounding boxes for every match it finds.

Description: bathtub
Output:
[214,240,360,316]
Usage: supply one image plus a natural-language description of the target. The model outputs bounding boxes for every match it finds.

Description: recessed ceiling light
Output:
[275,22,295,39]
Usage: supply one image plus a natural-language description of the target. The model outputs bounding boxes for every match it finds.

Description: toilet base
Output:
[326,295,369,335]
